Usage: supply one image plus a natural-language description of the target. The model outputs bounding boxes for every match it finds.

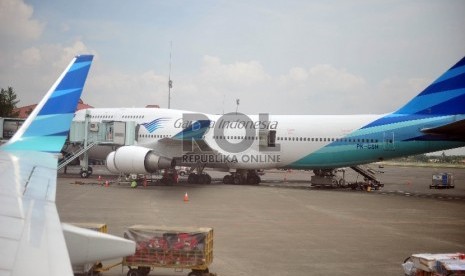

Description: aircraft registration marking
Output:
[356,143,379,150]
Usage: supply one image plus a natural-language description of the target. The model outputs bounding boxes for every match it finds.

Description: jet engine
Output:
[106,146,175,174]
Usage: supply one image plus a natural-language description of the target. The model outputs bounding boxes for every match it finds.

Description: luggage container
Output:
[123,225,214,276]
[430,173,454,189]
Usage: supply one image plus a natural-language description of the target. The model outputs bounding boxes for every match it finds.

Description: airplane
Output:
[72,55,465,185]
[0,54,135,275]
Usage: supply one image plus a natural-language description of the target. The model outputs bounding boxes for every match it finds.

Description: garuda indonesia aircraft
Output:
[74,56,465,185]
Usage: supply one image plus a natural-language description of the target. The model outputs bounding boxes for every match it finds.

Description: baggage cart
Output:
[123,225,214,276]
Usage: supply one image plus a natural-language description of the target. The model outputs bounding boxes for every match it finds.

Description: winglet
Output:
[2,55,93,153]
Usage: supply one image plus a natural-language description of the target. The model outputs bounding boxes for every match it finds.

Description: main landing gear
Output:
[80,166,93,178]
[187,173,212,184]
[186,164,212,184]
[223,170,261,185]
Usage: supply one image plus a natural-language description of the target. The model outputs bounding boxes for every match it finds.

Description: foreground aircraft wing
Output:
[0,55,134,275]
[0,151,74,275]
[0,55,94,275]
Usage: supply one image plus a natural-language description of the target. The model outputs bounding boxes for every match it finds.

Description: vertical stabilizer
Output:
[394,56,465,115]
[2,55,94,153]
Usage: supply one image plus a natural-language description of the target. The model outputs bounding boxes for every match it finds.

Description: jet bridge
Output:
[59,112,137,178]
[0,117,25,142]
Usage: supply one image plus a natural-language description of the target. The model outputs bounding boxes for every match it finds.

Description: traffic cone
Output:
[105,180,109,187]
[98,175,102,181]
[184,192,189,202]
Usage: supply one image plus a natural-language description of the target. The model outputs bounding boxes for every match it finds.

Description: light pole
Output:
[168,41,173,109]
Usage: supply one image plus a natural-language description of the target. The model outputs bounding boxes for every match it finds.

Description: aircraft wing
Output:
[158,118,217,154]
[0,151,73,275]
[158,137,217,153]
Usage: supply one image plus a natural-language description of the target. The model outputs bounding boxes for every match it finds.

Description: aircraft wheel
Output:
[223,175,232,184]
[127,268,140,276]
[204,174,212,184]
[247,175,259,185]
[137,266,150,276]
[187,173,197,184]
[80,170,89,178]
[233,175,243,185]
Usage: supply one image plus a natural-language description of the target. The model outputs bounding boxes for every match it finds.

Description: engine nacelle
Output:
[106,146,175,174]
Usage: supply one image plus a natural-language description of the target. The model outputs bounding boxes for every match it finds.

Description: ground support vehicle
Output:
[402,253,465,275]
[348,180,384,191]
[122,225,214,276]
[310,169,346,188]
[430,173,454,189]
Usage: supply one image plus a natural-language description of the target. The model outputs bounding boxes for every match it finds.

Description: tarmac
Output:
[56,165,465,276]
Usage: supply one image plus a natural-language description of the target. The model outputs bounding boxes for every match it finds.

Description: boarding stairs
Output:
[58,142,97,170]
[350,165,382,185]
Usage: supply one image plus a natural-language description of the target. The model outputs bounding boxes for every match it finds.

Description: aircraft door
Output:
[383,132,395,151]
[268,130,276,147]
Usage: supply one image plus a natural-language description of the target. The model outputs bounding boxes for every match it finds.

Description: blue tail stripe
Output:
[391,56,465,116]
[55,62,92,93]
[68,61,92,73]
[4,136,68,153]
[49,88,81,99]
[38,89,83,115]
[434,64,465,84]
[416,73,465,96]
[395,88,465,115]
[421,94,465,115]
[23,114,74,137]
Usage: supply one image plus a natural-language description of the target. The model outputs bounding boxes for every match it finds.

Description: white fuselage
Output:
[73,108,395,169]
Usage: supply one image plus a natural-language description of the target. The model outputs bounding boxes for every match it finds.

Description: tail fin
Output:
[394,56,465,115]
[2,55,93,153]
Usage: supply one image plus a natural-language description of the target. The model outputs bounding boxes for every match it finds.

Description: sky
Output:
[1,0,465,153]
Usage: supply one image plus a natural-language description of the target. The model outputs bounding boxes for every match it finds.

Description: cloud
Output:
[4,40,95,105]
[200,55,271,85]
[408,77,431,92]
[279,64,366,92]
[86,68,169,108]
[373,77,431,112]
[53,41,94,69]
[0,0,43,41]
[14,47,41,67]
